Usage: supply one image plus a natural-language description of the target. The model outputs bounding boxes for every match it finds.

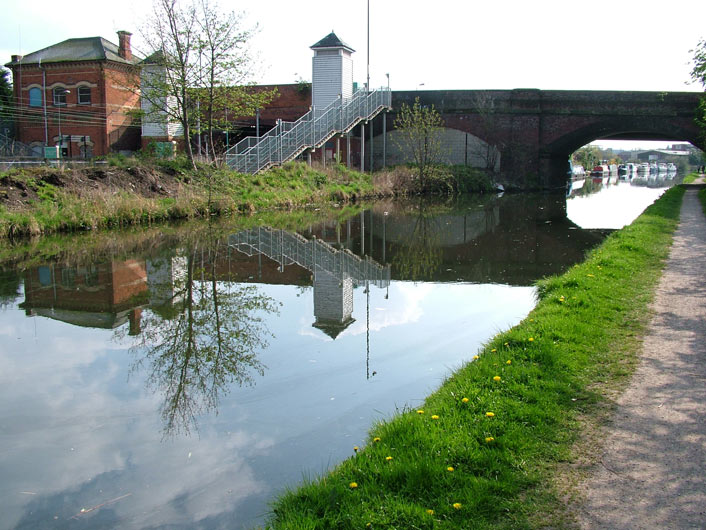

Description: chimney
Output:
[117,31,132,62]
[11,54,22,63]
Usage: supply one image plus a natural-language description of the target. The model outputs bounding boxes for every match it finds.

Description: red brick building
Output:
[5,31,141,157]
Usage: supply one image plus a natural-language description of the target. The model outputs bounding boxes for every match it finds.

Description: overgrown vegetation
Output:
[0,160,375,239]
[266,187,685,529]
[0,153,498,239]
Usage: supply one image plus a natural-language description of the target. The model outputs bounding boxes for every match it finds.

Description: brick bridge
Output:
[382,89,702,189]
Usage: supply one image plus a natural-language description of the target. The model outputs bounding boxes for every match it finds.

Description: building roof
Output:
[310,32,355,53]
[5,37,140,67]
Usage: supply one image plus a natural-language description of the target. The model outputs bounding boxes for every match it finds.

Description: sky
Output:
[2,0,705,149]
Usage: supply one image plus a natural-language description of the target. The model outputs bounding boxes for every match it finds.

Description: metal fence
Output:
[224,88,391,174]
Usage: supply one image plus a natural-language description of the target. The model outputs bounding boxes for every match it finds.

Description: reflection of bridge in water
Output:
[229,227,391,338]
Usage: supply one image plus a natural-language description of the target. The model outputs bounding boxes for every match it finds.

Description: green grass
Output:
[682,172,699,184]
[0,162,376,239]
[266,186,685,529]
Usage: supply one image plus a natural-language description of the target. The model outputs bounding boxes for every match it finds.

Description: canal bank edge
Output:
[266,186,685,529]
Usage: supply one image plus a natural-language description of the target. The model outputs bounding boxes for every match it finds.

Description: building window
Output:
[53,87,68,106]
[29,87,42,107]
[78,86,91,105]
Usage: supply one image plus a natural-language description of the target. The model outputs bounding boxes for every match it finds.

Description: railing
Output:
[224,88,391,174]
[228,226,391,288]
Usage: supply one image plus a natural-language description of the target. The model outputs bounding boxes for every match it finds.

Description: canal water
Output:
[0,177,674,529]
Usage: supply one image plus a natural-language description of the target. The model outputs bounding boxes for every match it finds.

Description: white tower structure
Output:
[310,32,355,113]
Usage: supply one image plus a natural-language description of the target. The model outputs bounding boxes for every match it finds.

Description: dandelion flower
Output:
[373,437,381,443]
[349,482,358,489]
[426,509,434,515]
[417,410,425,414]
[461,397,469,403]
[385,456,393,461]
[587,273,595,277]
[447,466,454,472]
[486,411,495,417]
[353,446,359,452]
[506,360,512,365]
[473,355,479,360]
[431,414,439,420]
[528,337,534,342]
[493,376,501,382]
[529,318,534,322]
[504,342,509,346]
[491,348,497,352]
[453,502,462,510]
[485,436,495,443]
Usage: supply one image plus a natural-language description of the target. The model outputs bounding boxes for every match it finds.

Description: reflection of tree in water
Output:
[391,206,444,281]
[125,234,280,437]
[0,268,21,308]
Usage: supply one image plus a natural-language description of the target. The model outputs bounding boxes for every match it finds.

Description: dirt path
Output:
[577,185,706,529]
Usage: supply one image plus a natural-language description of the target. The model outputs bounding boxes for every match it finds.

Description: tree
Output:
[690,38,706,149]
[572,145,601,171]
[193,0,275,161]
[393,97,445,191]
[139,0,274,166]
[0,68,13,137]
[470,93,503,172]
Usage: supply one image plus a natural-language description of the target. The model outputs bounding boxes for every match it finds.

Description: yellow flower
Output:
[426,509,434,515]
[473,355,479,360]
[417,410,425,414]
[373,437,381,443]
[353,446,359,452]
[528,337,534,342]
[349,482,358,489]
[491,348,497,352]
[506,360,512,365]
[431,414,439,420]
[529,318,534,322]
[504,342,509,346]
[385,456,393,461]
[486,411,495,417]
[453,502,462,510]
[447,466,454,472]
[493,376,501,382]
[485,436,495,443]
[461,397,469,403]
[587,273,595,277]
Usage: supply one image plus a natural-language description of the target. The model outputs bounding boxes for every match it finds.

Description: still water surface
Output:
[0,178,673,529]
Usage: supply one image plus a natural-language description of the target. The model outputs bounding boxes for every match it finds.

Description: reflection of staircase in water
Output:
[228,227,390,288]
[229,227,390,339]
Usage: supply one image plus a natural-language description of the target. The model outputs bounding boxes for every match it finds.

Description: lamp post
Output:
[57,88,70,158]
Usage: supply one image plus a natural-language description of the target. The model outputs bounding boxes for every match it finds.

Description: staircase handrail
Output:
[225,88,391,174]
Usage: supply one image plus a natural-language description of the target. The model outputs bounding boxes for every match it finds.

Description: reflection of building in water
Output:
[21,260,148,334]
[229,227,390,338]
[146,255,188,307]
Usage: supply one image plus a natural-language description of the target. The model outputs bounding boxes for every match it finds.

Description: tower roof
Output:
[310,32,355,53]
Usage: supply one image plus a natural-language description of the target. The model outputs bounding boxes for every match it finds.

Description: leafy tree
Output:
[393,97,445,191]
[0,68,13,137]
[139,0,273,166]
[572,145,601,171]
[193,0,275,161]
[690,38,706,149]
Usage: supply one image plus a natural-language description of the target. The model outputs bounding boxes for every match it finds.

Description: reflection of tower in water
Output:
[228,226,390,340]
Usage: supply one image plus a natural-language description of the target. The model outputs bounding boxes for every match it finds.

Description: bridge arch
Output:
[367,126,500,172]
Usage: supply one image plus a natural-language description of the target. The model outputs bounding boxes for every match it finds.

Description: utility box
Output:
[44,146,60,159]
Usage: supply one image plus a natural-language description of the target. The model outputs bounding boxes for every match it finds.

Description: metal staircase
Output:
[224,88,391,174]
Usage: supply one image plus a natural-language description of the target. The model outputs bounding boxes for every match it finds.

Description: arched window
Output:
[29,87,42,107]
[78,86,91,105]
[53,87,68,106]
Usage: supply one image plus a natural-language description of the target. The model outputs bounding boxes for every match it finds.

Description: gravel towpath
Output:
[577,185,706,529]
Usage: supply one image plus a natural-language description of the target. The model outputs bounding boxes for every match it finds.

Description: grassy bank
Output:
[266,186,685,529]
[0,160,376,239]
[0,158,493,239]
